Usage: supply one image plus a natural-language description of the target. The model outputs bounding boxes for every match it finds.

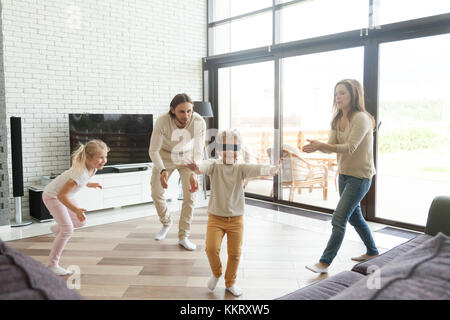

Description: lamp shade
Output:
[193,101,214,118]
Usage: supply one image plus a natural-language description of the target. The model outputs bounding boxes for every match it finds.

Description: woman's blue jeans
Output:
[319,174,379,265]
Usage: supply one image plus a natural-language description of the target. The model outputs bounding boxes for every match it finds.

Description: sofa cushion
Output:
[351,234,432,275]
[276,271,364,300]
[0,240,83,300]
[332,232,450,300]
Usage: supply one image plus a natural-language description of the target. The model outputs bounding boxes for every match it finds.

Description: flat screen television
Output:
[69,113,153,166]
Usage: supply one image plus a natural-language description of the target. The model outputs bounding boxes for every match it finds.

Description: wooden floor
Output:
[5,205,383,300]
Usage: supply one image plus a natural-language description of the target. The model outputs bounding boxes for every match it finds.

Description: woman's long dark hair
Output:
[169,93,193,118]
[331,79,375,130]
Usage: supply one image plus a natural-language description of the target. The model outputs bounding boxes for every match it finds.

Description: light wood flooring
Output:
[5,205,392,300]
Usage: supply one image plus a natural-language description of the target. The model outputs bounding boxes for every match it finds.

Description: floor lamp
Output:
[193,101,214,200]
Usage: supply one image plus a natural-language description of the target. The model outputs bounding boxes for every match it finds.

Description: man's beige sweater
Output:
[148,112,206,172]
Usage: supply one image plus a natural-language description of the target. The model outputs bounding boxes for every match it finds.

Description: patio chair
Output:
[267,145,329,201]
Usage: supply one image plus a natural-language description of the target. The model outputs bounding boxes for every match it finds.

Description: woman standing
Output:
[303,79,379,273]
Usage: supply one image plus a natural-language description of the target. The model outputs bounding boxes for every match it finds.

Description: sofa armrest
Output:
[276,271,365,300]
[0,240,83,300]
[425,195,450,236]
[351,234,431,275]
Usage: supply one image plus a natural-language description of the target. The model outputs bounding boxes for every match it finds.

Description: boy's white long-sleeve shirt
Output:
[198,159,273,217]
[148,112,206,172]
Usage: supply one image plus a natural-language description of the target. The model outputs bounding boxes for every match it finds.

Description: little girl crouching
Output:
[43,139,109,275]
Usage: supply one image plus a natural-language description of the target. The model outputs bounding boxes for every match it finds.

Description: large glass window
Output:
[278,0,369,44]
[207,0,450,230]
[281,47,364,208]
[376,0,450,26]
[218,61,274,197]
[209,0,450,56]
[213,12,272,55]
[376,34,450,226]
[212,0,272,22]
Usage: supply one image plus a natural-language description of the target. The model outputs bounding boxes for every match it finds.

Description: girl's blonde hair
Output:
[71,139,109,169]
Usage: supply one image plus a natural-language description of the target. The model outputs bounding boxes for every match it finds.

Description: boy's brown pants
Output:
[205,214,244,288]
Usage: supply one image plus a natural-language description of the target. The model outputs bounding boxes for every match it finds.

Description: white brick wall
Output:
[0,9,11,226]
[0,104,10,227]
[1,0,207,222]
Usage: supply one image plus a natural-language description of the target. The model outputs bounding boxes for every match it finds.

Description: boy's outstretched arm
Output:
[242,158,284,179]
[269,158,283,176]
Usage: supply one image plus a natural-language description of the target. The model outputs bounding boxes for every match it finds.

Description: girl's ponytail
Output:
[71,143,87,169]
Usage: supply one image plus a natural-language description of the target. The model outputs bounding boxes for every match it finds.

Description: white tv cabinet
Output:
[68,163,179,212]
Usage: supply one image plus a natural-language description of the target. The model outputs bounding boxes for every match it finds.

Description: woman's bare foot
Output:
[305,262,330,273]
[351,254,378,262]
[317,262,329,268]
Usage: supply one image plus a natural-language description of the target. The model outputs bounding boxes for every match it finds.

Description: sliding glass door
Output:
[280,47,364,209]
[206,0,450,230]
[376,34,450,227]
[218,61,275,198]
[215,46,364,209]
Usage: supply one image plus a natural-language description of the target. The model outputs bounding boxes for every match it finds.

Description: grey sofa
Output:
[0,239,83,300]
[277,195,450,300]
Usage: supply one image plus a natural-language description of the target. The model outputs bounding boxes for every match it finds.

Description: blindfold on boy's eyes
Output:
[219,144,241,151]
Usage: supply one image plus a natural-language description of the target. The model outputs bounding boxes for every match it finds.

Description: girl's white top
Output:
[43,166,96,198]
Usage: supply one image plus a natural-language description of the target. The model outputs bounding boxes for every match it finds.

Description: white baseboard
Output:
[0,225,11,232]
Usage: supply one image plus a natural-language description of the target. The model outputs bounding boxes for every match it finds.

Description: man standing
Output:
[149,93,206,250]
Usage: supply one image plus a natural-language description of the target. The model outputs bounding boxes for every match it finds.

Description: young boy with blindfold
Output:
[184,129,282,297]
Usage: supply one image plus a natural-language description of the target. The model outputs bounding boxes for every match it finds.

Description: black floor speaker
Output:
[10,117,24,197]
[10,116,32,227]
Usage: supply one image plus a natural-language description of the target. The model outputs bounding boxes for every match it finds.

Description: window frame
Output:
[204,4,450,232]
